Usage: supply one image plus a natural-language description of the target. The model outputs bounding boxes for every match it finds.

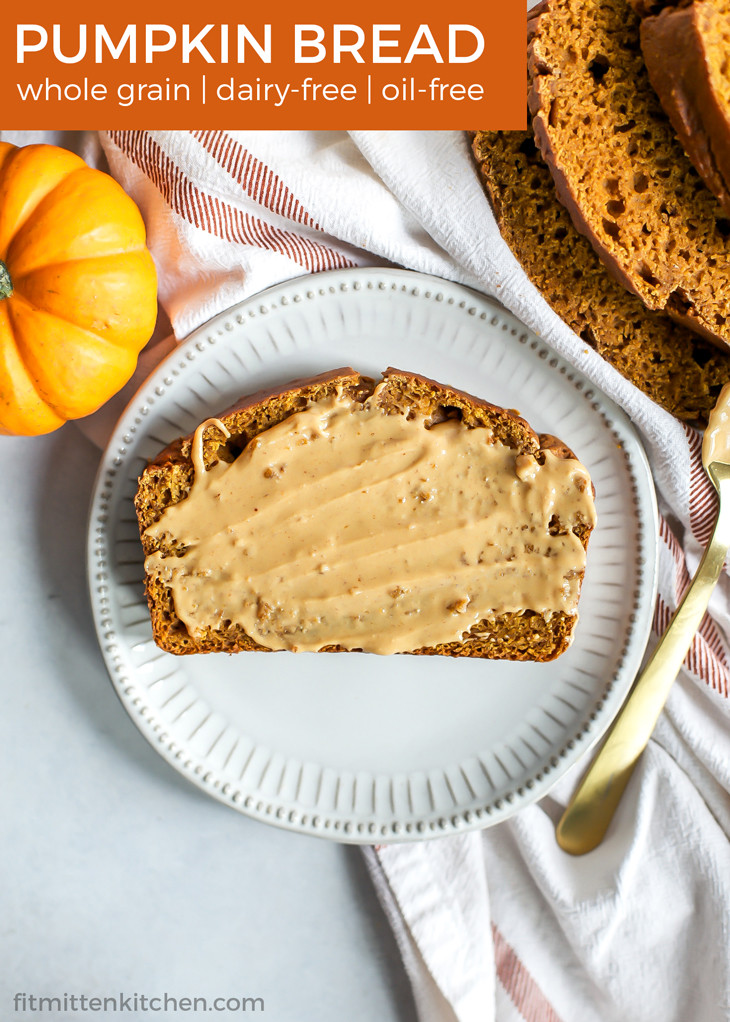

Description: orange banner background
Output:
[1,0,526,129]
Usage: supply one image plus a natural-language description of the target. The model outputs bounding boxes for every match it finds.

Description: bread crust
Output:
[135,368,593,661]
[146,367,367,472]
[641,1,730,214]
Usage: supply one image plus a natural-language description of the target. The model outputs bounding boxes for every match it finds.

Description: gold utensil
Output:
[556,383,730,855]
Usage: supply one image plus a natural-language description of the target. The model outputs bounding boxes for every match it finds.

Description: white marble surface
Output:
[1,424,417,1021]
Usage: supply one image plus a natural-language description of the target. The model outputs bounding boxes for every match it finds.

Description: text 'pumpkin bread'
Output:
[135,368,596,660]
[527,0,730,348]
[641,0,730,214]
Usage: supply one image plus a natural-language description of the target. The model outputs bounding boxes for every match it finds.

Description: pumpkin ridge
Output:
[7,166,148,277]
[8,287,140,354]
[7,291,138,419]
[10,251,157,351]
[12,241,151,270]
[7,287,149,352]
[7,166,91,245]
[0,145,85,259]
[13,252,152,281]
[0,301,64,434]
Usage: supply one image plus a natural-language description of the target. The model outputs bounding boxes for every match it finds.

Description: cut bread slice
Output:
[135,367,596,660]
[641,0,730,214]
[527,0,730,348]
[470,128,730,422]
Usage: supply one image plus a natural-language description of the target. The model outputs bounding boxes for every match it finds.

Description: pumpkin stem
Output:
[0,261,12,300]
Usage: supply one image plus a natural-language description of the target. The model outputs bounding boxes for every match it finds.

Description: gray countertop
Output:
[1,424,417,1022]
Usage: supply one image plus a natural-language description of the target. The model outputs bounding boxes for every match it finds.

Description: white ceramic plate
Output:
[88,268,658,843]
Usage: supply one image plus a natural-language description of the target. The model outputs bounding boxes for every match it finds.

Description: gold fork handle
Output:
[556,504,730,855]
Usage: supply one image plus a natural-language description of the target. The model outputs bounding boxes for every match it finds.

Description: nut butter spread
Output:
[144,387,596,655]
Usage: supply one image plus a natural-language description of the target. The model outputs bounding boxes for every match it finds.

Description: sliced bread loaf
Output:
[641,0,730,214]
[135,367,595,660]
[528,0,730,348]
[471,129,730,421]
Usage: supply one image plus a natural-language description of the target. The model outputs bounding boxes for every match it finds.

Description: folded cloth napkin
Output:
[80,130,730,1021]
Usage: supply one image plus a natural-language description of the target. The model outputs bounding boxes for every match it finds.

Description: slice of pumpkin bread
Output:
[527,0,730,348]
[641,0,730,214]
[135,368,595,660]
[471,129,730,421]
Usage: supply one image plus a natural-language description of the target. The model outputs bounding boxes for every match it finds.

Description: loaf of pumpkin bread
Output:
[135,368,596,660]
[527,0,730,348]
[470,129,730,422]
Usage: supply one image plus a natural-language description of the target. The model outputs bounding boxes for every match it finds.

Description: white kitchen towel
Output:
[92,130,730,1022]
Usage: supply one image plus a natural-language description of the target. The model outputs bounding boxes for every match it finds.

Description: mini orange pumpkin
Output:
[0,142,157,436]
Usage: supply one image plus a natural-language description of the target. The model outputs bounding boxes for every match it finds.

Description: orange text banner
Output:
[1,0,526,128]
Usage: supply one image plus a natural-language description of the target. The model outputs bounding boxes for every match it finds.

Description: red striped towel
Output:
[96,129,730,1022]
